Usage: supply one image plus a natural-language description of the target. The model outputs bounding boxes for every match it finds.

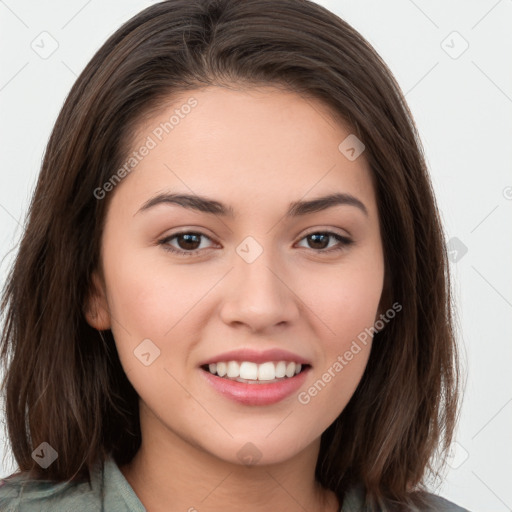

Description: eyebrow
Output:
[136,191,368,217]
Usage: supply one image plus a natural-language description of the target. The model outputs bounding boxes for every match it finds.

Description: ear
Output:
[84,270,111,330]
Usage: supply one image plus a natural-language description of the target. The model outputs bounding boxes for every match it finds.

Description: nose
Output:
[219,246,300,333]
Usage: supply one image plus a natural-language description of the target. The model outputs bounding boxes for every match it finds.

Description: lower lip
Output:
[200,367,310,406]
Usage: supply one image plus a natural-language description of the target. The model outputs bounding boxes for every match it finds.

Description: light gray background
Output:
[1,1,511,511]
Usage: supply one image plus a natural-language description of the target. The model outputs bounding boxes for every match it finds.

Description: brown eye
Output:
[174,233,202,251]
[306,233,330,250]
[297,232,353,253]
[159,232,214,256]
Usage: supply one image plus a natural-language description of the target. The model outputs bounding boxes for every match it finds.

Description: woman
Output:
[0,0,469,510]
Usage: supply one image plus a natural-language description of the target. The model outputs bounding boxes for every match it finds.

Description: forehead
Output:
[112,85,377,217]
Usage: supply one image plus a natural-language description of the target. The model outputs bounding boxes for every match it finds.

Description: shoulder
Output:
[342,484,472,512]
[0,457,145,511]
[0,473,98,511]
[418,492,471,512]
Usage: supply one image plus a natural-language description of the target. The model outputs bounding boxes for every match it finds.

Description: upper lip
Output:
[199,348,311,366]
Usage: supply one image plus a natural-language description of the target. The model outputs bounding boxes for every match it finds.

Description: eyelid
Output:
[300,226,352,239]
[158,227,354,257]
[158,230,217,254]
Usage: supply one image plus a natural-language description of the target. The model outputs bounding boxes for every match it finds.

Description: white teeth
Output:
[275,361,286,378]
[258,362,275,381]
[227,361,239,378]
[239,362,258,380]
[205,360,306,381]
[216,362,227,377]
[285,362,296,378]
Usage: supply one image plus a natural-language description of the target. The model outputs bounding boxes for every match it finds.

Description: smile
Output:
[200,363,311,406]
[203,360,307,383]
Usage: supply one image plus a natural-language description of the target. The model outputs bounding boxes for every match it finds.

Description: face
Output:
[86,85,385,467]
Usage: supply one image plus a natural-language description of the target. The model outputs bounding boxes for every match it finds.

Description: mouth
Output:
[199,357,312,406]
[198,348,312,405]
[200,360,311,384]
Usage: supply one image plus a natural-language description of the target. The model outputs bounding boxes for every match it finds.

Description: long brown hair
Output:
[0,0,460,509]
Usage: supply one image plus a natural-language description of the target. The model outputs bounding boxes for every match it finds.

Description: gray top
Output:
[0,456,471,511]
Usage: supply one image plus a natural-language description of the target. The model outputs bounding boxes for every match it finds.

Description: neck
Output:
[119,407,339,512]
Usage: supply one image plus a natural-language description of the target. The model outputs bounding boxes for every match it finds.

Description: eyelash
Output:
[158,230,354,257]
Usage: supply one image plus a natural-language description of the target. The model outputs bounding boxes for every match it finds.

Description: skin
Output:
[85,85,385,512]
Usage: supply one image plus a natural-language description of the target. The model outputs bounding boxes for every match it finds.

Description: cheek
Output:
[101,244,223,385]
[297,342,371,436]
[103,243,213,337]
[299,258,384,344]
[295,267,380,423]
[294,259,382,415]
